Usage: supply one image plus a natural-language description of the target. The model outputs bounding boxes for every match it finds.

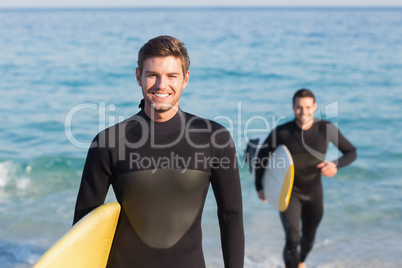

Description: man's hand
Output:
[317,161,338,177]
[258,189,267,203]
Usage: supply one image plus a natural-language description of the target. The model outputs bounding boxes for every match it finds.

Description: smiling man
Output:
[255,89,357,268]
[73,35,244,267]
[136,41,189,121]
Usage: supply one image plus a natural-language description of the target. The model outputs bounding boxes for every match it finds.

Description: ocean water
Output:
[1,7,402,268]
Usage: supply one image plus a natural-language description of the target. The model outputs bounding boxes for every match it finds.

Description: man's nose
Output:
[156,76,168,89]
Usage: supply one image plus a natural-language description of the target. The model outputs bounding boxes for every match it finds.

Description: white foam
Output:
[0,161,12,188]
[244,253,283,268]
[16,176,30,190]
[314,238,333,248]
[0,161,31,194]
[0,241,41,268]
[318,259,402,268]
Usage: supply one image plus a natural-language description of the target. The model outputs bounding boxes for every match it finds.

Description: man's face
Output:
[136,56,189,119]
[293,97,317,129]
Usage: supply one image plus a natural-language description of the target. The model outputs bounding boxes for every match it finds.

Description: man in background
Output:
[255,89,356,268]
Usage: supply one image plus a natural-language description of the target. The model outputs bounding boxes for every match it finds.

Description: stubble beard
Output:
[297,115,314,129]
[146,99,179,114]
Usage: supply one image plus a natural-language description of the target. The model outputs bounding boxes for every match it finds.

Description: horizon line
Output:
[1,5,402,9]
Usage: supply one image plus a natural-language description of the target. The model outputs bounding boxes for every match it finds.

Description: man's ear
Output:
[136,68,142,86]
[182,71,190,89]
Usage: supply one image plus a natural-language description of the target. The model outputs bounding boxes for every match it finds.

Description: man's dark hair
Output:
[137,35,190,76]
[292,88,315,105]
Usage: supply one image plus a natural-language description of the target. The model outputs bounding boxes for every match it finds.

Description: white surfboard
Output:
[262,145,294,212]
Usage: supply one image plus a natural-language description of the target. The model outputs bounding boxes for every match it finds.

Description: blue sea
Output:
[1,7,402,268]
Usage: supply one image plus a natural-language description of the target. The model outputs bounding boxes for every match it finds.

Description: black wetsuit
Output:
[255,119,356,268]
[74,109,244,268]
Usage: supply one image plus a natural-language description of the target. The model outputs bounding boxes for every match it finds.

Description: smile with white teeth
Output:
[154,93,170,98]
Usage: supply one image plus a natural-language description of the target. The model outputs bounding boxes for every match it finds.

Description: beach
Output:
[1,7,402,267]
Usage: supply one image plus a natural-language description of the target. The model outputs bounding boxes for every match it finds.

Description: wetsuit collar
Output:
[137,108,185,135]
[293,119,317,134]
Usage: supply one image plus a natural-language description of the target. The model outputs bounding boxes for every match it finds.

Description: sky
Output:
[0,0,401,8]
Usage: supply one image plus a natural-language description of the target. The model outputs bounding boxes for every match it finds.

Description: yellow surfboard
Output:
[34,202,121,268]
[262,145,294,212]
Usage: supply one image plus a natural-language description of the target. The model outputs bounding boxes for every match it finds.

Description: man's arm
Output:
[210,129,244,268]
[73,132,113,224]
[254,134,275,194]
[327,123,357,169]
